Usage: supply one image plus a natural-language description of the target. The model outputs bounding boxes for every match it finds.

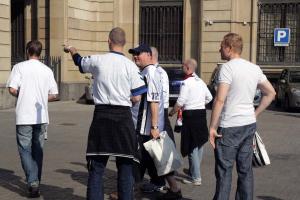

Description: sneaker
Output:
[157,188,182,200]
[154,185,167,192]
[182,178,201,186]
[28,186,40,198]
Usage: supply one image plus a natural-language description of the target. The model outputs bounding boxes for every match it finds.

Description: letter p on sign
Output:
[277,31,286,41]
[274,28,290,46]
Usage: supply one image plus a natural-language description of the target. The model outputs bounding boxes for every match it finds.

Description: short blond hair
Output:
[222,33,243,54]
[109,27,126,46]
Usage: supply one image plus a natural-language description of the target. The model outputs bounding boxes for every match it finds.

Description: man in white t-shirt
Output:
[7,40,58,198]
[65,27,146,200]
[169,59,212,186]
[129,44,182,200]
[209,33,276,200]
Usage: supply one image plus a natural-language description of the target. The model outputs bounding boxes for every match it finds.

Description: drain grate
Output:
[59,123,77,126]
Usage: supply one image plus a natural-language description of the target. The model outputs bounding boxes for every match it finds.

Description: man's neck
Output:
[110,45,123,53]
[229,53,241,60]
[28,56,39,60]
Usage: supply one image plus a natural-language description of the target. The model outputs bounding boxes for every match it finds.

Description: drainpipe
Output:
[250,0,254,62]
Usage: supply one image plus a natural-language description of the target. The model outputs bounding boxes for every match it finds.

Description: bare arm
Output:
[255,80,276,117]
[150,102,160,139]
[209,83,230,149]
[8,87,18,97]
[169,102,182,116]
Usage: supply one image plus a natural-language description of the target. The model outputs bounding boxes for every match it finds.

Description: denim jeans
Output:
[213,123,256,200]
[87,156,134,200]
[188,146,203,181]
[16,124,46,186]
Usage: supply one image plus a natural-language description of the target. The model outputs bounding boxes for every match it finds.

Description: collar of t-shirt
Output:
[184,73,194,80]
[109,51,125,56]
[140,64,155,76]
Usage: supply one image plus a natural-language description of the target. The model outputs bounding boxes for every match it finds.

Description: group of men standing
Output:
[6,26,275,200]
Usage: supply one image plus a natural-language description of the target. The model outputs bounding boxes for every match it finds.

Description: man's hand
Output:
[209,128,222,149]
[63,45,77,56]
[8,87,18,97]
[150,128,160,139]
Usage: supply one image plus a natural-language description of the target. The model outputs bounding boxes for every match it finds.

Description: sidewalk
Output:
[0,101,298,200]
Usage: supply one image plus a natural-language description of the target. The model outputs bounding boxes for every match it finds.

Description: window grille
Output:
[139,0,183,64]
[257,2,300,65]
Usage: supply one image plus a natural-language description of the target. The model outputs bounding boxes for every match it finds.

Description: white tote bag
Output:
[252,131,271,167]
[143,131,183,176]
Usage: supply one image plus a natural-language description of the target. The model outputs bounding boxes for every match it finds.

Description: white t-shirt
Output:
[155,64,170,108]
[217,58,267,127]
[80,52,146,106]
[6,59,58,125]
[177,73,212,110]
[135,65,165,135]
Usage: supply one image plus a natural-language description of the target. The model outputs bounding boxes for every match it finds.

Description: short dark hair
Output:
[26,40,42,57]
[222,33,243,54]
[109,27,126,46]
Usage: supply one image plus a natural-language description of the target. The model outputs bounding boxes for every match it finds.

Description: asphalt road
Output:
[0,101,299,200]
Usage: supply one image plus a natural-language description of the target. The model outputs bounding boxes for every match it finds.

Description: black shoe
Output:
[28,185,40,198]
[157,189,182,200]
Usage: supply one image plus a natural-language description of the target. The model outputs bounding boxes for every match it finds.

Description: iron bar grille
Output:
[139,0,183,64]
[257,3,300,65]
[11,0,25,64]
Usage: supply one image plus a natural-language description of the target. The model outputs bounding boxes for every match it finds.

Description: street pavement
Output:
[0,101,299,200]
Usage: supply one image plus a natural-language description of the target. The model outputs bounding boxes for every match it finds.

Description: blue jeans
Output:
[213,123,256,200]
[87,156,134,200]
[16,124,46,186]
[188,146,203,181]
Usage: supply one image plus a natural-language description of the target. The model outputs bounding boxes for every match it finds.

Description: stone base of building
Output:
[0,86,16,109]
[59,82,87,102]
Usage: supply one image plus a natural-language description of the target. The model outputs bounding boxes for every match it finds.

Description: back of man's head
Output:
[109,27,126,47]
[26,40,42,57]
[222,33,243,55]
[185,58,197,72]
[150,46,158,63]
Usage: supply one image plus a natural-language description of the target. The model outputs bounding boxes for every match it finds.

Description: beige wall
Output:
[0,0,11,84]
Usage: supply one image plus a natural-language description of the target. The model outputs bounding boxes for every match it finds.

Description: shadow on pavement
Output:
[0,168,85,200]
[0,168,27,197]
[56,162,193,200]
[257,196,284,200]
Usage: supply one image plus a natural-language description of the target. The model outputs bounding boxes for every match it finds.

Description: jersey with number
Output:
[135,64,165,136]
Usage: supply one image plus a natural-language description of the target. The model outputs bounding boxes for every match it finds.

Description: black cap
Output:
[128,44,152,55]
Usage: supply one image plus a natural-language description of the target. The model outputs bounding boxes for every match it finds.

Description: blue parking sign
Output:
[274,28,290,46]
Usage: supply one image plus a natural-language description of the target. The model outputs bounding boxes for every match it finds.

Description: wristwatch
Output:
[151,125,159,130]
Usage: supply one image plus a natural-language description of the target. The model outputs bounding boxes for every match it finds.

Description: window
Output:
[257,2,300,65]
[139,0,183,64]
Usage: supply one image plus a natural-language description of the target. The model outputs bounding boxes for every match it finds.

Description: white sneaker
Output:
[182,178,201,186]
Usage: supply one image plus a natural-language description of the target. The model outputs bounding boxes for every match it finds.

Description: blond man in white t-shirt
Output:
[7,40,58,198]
[209,33,276,200]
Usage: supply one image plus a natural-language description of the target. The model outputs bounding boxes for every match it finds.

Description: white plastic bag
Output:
[252,131,271,167]
[143,131,183,176]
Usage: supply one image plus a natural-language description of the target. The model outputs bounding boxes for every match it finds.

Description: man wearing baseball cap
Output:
[129,44,182,200]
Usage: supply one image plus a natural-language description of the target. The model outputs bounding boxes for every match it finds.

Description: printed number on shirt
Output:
[151,92,159,100]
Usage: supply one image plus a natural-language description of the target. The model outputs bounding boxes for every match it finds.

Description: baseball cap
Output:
[128,44,152,55]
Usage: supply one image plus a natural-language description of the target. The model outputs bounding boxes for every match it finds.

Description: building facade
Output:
[0,0,299,109]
